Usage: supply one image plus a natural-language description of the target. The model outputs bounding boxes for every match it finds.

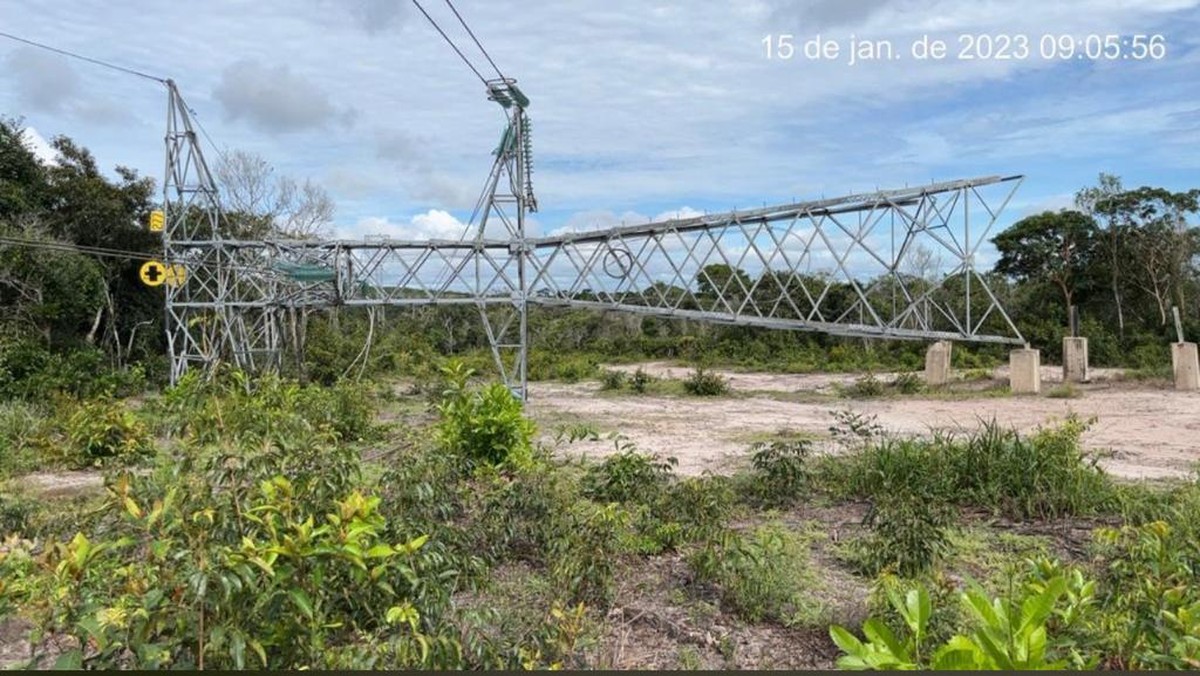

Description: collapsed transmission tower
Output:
[160,83,1026,399]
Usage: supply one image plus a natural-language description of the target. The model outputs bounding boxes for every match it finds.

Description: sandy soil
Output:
[529,362,1200,481]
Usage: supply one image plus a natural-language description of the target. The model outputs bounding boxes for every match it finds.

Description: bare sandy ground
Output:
[528,362,1200,481]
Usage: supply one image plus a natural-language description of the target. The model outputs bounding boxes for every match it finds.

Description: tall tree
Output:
[215,149,334,239]
[1075,173,1127,334]
[1095,186,1200,326]
[992,210,1099,317]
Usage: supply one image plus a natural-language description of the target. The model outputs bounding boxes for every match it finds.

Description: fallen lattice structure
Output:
[160,79,1026,398]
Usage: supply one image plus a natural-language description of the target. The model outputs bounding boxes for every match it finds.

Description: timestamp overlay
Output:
[761,33,1168,66]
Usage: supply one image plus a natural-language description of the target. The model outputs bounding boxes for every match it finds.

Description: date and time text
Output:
[761,33,1168,66]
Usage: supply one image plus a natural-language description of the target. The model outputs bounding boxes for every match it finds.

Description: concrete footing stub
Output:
[1172,342,1200,391]
[924,341,952,386]
[1009,348,1041,394]
[1062,337,1089,383]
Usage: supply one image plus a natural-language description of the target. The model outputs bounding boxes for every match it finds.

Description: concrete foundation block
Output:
[1062,337,1090,383]
[1009,348,1041,394]
[924,341,952,386]
[1172,342,1200,391]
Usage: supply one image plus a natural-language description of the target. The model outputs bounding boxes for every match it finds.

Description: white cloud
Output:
[19,127,59,165]
[336,209,473,240]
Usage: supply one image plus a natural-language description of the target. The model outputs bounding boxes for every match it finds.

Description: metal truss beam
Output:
[160,80,1025,398]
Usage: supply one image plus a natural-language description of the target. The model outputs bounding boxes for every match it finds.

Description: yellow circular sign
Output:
[139,260,166,287]
[165,263,187,287]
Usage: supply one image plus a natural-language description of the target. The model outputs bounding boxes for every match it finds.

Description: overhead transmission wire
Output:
[408,0,514,295]
[410,0,488,85]
[442,0,505,80]
[0,235,301,279]
[0,30,167,84]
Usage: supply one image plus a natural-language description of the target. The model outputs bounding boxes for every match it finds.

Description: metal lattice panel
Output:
[159,79,1024,399]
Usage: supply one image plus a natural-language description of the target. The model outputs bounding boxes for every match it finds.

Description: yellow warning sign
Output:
[164,263,186,287]
[149,210,164,232]
[139,260,166,287]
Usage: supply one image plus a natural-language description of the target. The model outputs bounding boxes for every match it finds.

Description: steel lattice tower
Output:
[159,80,1026,398]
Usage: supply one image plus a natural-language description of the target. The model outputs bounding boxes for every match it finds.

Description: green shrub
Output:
[682,367,728,396]
[60,399,154,468]
[891,372,924,394]
[848,490,956,577]
[0,400,48,477]
[689,523,822,625]
[843,373,886,398]
[630,368,653,394]
[1046,383,1080,399]
[631,474,735,553]
[598,369,626,391]
[149,369,378,445]
[746,439,812,507]
[942,417,1111,519]
[820,418,1111,520]
[831,573,1078,669]
[581,442,676,505]
[550,502,631,607]
[434,363,535,468]
[868,572,965,651]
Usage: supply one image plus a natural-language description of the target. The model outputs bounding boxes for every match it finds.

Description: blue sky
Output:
[2,0,1198,255]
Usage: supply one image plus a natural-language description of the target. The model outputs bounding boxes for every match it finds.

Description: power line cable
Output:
[442,0,505,80]
[410,0,488,85]
[0,30,167,84]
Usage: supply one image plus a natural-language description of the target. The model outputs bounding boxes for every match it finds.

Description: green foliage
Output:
[598,369,626,390]
[0,342,147,401]
[1092,519,1200,668]
[581,442,676,505]
[890,371,924,394]
[689,522,821,625]
[434,362,535,468]
[843,373,885,398]
[5,457,445,669]
[655,474,734,544]
[150,369,377,445]
[60,398,156,468]
[745,439,812,507]
[629,367,653,394]
[549,502,631,607]
[832,572,1076,669]
[0,399,47,477]
[1046,382,1081,398]
[849,489,956,577]
[869,572,966,651]
[820,418,1112,520]
[681,366,729,396]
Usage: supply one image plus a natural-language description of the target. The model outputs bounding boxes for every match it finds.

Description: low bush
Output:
[831,572,1080,669]
[689,522,821,625]
[630,368,653,394]
[0,400,48,477]
[819,418,1112,520]
[847,490,956,577]
[50,398,155,468]
[599,369,626,391]
[745,439,812,507]
[581,442,676,505]
[843,373,886,398]
[682,367,729,396]
[891,372,924,394]
[435,363,535,468]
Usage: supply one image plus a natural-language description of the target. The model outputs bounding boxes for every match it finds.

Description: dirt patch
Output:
[530,363,1200,480]
[600,553,841,669]
[0,617,33,670]
[18,471,105,498]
